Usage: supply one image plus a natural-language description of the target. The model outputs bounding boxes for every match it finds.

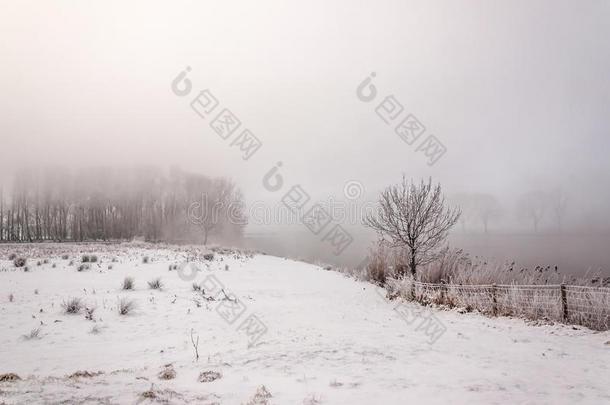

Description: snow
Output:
[0,244,609,404]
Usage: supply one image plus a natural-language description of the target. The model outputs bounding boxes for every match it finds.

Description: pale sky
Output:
[2,0,609,228]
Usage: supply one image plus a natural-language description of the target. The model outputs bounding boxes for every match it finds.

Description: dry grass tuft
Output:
[122,277,134,290]
[0,373,21,382]
[246,385,272,405]
[22,327,41,340]
[148,278,163,290]
[68,370,103,379]
[158,364,176,380]
[62,297,83,314]
[118,297,136,315]
[198,370,222,383]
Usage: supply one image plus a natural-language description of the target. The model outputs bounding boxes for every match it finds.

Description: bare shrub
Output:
[90,255,98,263]
[62,298,83,314]
[13,257,26,268]
[192,282,201,291]
[77,264,90,272]
[90,325,101,334]
[148,278,163,290]
[118,298,136,315]
[8,253,17,260]
[122,277,135,290]
[203,253,214,261]
[82,255,90,263]
[62,254,70,260]
[142,256,150,264]
[8,293,14,302]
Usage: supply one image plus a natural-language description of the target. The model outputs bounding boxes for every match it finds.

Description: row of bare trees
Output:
[450,189,568,233]
[0,167,246,244]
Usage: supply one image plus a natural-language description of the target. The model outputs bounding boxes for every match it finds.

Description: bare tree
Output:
[549,188,567,232]
[473,193,502,233]
[517,191,548,233]
[0,167,246,244]
[186,178,244,245]
[365,177,461,277]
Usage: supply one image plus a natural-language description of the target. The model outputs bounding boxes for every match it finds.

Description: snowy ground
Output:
[0,243,609,404]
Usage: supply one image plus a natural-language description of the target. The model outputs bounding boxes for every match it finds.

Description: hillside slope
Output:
[0,244,609,404]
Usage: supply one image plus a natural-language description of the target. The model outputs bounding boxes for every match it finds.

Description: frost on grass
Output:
[148,278,163,290]
[77,264,90,272]
[68,370,103,379]
[303,394,323,405]
[82,255,98,263]
[122,277,135,290]
[0,373,21,382]
[22,327,41,340]
[62,298,83,314]
[118,297,136,315]
[158,364,176,380]
[246,385,272,405]
[85,307,96,321]
[198,370,221,383]
[139,384,184,402]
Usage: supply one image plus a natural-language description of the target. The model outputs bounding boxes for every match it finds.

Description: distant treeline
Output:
[0,166,246,244]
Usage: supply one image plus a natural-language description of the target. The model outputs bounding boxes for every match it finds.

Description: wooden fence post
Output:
[560,284,568,322]
[410,280,416,301]
[492,284,498,316]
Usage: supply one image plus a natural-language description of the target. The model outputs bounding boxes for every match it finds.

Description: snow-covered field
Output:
[0,243,609,404]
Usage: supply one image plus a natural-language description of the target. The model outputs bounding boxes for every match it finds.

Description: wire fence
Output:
[387,279,610,331]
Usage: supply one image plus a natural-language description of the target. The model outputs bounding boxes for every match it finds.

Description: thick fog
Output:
[2,0,609,275]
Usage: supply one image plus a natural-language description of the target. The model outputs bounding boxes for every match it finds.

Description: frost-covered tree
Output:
[365,177,461,277]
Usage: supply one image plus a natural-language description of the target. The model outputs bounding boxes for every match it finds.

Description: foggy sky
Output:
[2,0,610,231]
